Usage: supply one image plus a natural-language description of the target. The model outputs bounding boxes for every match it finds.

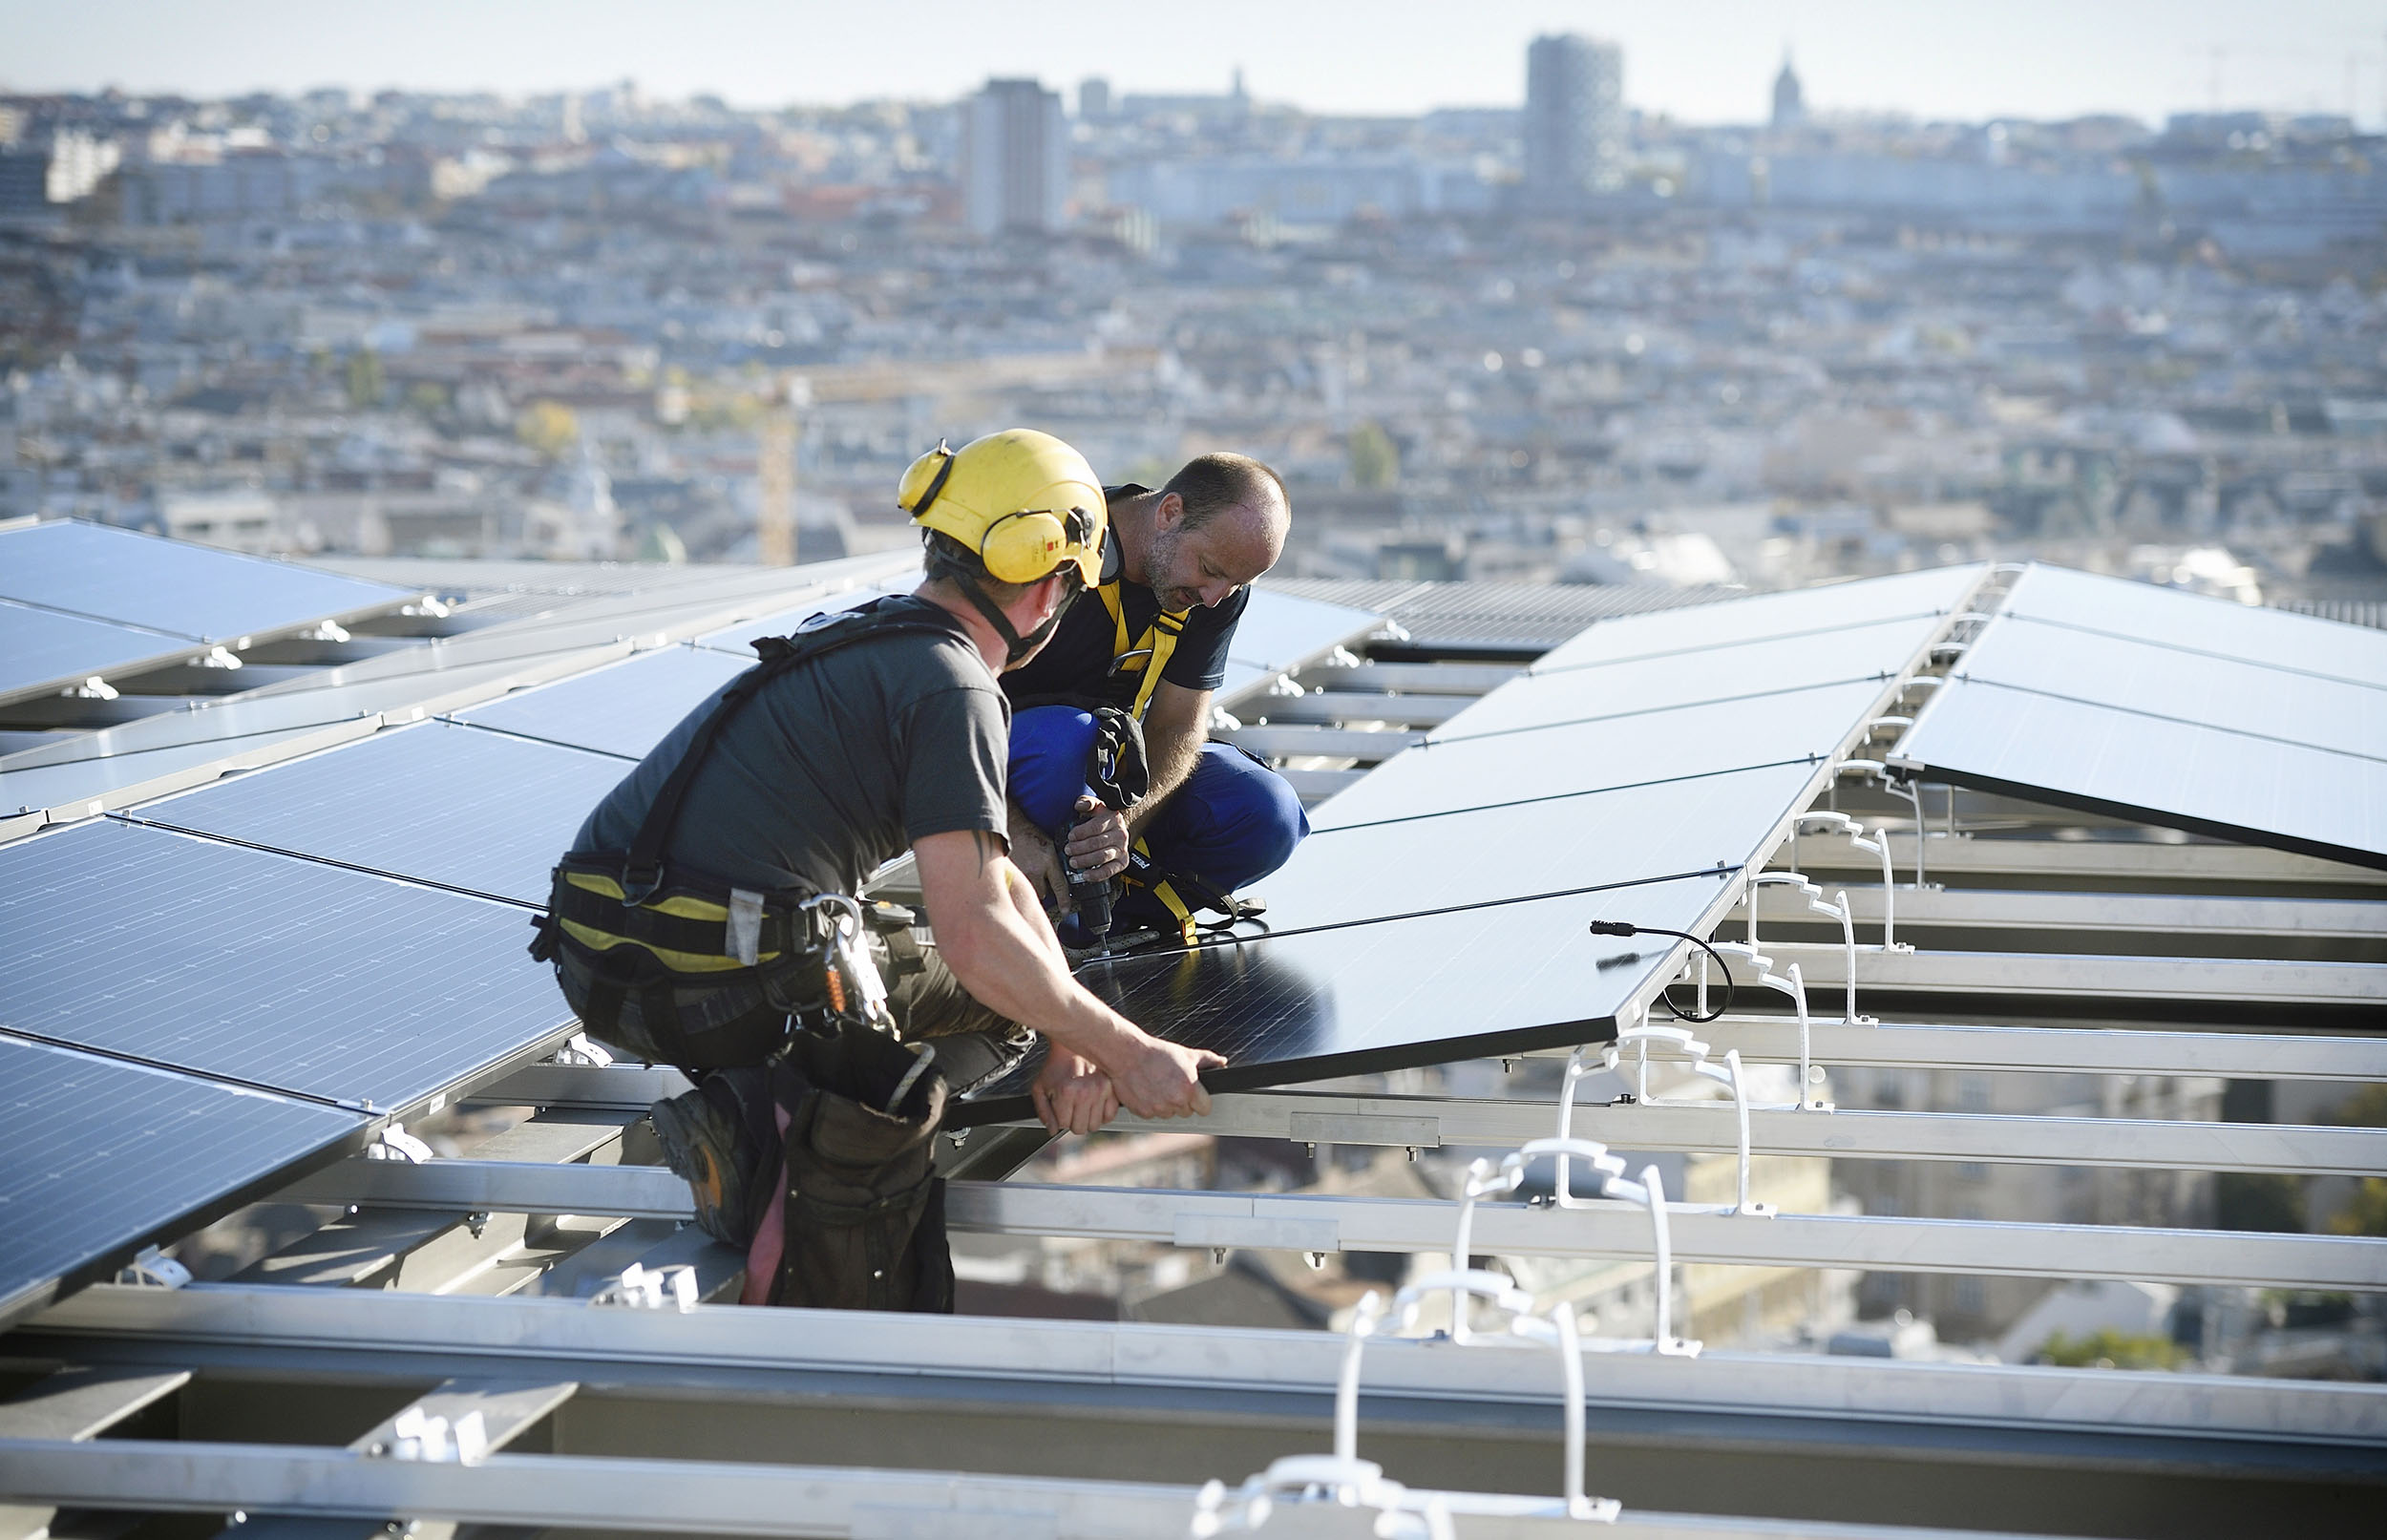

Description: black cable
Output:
[1586,919,1735,1023]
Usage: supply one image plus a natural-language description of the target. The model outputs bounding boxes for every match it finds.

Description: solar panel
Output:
[1225,591,1382,672]
[1256,761,1818,930]
[0,599,193,706]
[1428,615,1943,744]
[2000,564,2387,684]
[0,520,417,643]
[455,646,750,760]
[0,1035,364,1330]
[141,720,625,905]
[1893,673,2387,870]
[0,819,574,1108]
[1958,615,2387,762]
[1307,681,1884,831]
[954,872,1733,1124]
[1530,564,1984,673]
[696,576,922,653]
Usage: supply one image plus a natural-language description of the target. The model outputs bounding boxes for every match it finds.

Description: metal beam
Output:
[1622,1019,2387,1083]
[0,1366,190,1540]
[1748,886,2387,944]
[1210,724,1426,761]
[1786,833,2387,888]
[980,1089,2387,1177]
[0,1439,2028,1540]
[268,1161,2387,1291]
[1771,943,2386,1007]
[1256,692,1472,728]
[1315,663,1526,696]
[29,1283,2387,1450]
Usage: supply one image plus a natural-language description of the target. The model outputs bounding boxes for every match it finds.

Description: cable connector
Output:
[1588,920,1735,1023]
[1587,919,1639,938]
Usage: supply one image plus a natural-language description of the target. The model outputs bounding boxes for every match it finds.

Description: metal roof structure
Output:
[2,539,2383,1540]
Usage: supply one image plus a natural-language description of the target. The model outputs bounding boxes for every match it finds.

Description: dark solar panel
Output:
[1430,616,1944,743]
[952,872,1733,1124]
[0,819,575,1108]
[0,599,190,704]
[1225,592,1382,672]
[1258,761,1818,930]
[0,520,415,643]
[1893,673,2387,869]
[1531,564,1984,673]
[455,645,749,761]
[144,720,625,905]
[0,1035,363,1329]
[1310,680,1882,831]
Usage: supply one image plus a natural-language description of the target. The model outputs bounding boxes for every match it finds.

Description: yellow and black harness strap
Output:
[1096,579,1189,722]
[548,866,810,974]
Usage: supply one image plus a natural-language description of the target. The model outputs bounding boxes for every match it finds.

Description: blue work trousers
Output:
[1007,705,1308,928]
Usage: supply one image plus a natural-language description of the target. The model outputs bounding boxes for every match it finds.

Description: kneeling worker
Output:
[534,429,1222,1310]
[999,454,1305,945]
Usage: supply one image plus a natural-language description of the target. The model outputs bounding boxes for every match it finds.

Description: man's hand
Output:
[1063,794,1131,884]
[1030,1045,1119,1136]
[1004,804,1069,911]
[1104,1037,1225,1120]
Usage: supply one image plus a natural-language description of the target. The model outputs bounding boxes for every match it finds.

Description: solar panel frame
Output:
[1999,563,2387,686]
[0,600,217,709]
[0,1034,368,1331]
[0,520,421,645]
[454,645,750,762]
[0,818,578,1108]
[1222,591,1384,673]
[1529,564,1986,673]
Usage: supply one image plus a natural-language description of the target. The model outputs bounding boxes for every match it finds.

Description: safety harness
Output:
[1093,576,1189,722]
[528,600,951,1046]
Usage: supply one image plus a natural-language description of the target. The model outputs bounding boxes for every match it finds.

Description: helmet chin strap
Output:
[961,577,1070,668]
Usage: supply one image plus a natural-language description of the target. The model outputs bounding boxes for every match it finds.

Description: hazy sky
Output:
[6,0,2383,127]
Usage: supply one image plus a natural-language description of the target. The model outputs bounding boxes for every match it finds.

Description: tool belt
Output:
[528,600,951,1053]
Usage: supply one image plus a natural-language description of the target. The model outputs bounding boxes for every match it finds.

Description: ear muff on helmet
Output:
[900,430,1106,587]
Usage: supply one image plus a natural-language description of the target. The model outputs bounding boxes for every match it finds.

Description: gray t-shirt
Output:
[571,597,1010,897]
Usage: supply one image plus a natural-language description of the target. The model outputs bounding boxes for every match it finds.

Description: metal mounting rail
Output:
[981,1090,2387,1178]
[1209,724,1429,761]
[1772,944,2386,1006]
[268,1161,2387,1291]
[0,1438,2138,1540]
[1785,833,2387,887]
[1747,885,2387,943]
[30,1282,2387,1450]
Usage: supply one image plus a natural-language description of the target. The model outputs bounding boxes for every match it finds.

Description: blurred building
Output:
[963,77,1066,236]
[1522,32,1623,208]
[1771,53,1806,131]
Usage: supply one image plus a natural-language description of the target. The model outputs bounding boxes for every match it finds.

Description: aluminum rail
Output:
[268,1161,2387,1291]
[0,1439,2069,1540]
[1786,833,2387,888]
[31,1283,2387,1450]
[1747,886,2387,943]
[973,1090,2387,1177]
[1774,944,2386,1006]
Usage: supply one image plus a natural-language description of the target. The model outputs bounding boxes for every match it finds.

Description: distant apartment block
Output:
[1522,32,1623,209]
[963,77,1066,236]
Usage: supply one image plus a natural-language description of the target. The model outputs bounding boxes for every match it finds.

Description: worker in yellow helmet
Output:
[538,429,1222,1312]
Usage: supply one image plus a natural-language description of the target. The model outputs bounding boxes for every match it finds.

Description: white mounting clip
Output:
[592,1261,697,1312]
[1745,870,1864,1031]
[1579,1034,1774,1219]
[116,1245,192,1289]
[380,1406,489,1466]
[554,1033,616,1068]
[367,1127,435,1163]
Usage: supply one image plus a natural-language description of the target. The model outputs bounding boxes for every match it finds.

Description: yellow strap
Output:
[1129,834,1199,946]
[1096,579,1188,722]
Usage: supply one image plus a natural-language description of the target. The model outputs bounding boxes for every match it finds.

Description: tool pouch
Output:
[758,1024,955,1314]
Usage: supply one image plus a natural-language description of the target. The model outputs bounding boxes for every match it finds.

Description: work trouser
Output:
[1007,704,1309,930]
[552,934,1028,1095]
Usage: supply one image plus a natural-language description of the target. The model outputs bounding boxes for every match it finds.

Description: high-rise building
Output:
[1078,77,1111,121]
[964,78,1067,237]
[1772,53,1806,132]
[1522,33,1624,210]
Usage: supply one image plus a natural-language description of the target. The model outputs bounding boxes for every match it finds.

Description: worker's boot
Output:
[649,1066,779,1248]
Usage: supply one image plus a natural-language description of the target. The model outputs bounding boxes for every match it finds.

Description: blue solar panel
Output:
[1308,680,1883,831]
[0,1035,364,1330]
[141,720,625,905]
[1531,565,1983,673]
[455,646,750,760]
[0,520,416,643]
[0,819,573,1108]
[0,599,191,705]
[1430,615,1944,743]
[2000,564,2387,684]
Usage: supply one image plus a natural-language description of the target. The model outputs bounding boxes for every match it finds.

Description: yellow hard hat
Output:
[900,429,1106,587]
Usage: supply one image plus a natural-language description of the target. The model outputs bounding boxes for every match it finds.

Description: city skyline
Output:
[6,0,2385,129]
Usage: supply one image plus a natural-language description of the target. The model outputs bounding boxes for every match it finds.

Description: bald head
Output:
[1142,454,1291,612]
